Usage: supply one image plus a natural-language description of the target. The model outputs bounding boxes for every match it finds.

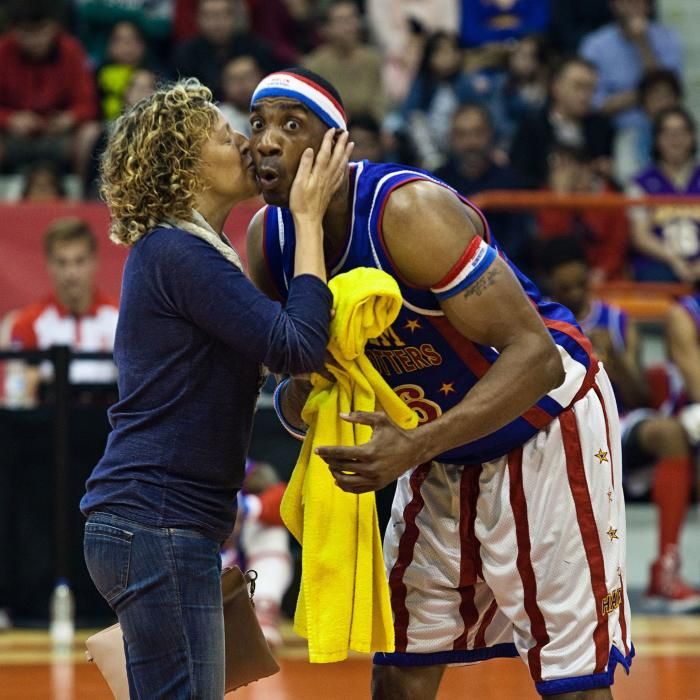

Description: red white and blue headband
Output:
[251,71,347,131]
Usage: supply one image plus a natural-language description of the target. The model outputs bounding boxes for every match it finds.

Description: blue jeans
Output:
[84,511,225,699]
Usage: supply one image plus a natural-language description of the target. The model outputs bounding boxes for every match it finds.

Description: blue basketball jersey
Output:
[579,300,629,354]
[261,160,597,464]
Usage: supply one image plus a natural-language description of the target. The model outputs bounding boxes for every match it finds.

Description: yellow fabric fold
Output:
[280,267,419,663]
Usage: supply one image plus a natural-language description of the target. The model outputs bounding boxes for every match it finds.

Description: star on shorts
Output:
[595,449,609,464]
[607,526,619,541]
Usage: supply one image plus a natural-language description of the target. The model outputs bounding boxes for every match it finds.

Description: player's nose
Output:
[254,128,283,158]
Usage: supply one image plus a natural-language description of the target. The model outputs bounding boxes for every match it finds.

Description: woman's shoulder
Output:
[134,225,216,266]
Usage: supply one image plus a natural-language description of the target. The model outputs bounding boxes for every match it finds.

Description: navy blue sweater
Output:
[80,226,332,541]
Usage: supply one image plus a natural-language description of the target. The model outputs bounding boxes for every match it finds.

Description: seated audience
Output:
[537,143,628,282]
[481,33,549,150]
[542,236,700,612]
[366,0,459,107]
[6,218,118,406]
[302,1,385,122]
[0,1,100,178]
[400,31,477,170]
[246,0,318,65]
[73,0,172,66]
[615,68,685,185]
[221,459,292,647]
[435,103,533,274]
[627,107,700,282]
[510,56,614,188]
[580,0,683,132]
[21,161,66,201]
[219,55,263,136]
[84,68,158,197]
[348,114,387,163]
[172,0,277,100]
[459,0,549,49]
[96,21,149,121]
[548,0,612,54]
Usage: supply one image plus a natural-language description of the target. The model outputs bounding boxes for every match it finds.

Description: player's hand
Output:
[289,128,353,223]
[45,111,76,135]
[7,111,43,136]
[315,411,428,493]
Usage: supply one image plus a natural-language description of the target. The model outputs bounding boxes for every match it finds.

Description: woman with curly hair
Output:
[80,79,352,698]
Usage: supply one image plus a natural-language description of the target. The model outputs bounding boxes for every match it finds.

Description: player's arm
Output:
[317,182,564,491]
[667,302,700,403]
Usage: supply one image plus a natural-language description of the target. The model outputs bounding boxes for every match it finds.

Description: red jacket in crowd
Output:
[0,31,98,130]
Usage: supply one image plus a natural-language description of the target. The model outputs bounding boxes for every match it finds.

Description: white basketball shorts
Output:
[375,368,634,696]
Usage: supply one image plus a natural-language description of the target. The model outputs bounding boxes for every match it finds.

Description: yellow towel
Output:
[280,267,419,663]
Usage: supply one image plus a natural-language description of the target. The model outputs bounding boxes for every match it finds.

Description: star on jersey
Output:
[439,382,455,396]
[607,526,619,542]
[404,318,421,332]
[595,449,609,464]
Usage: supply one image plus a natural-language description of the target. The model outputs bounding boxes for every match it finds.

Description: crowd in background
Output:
[0,0,697,284]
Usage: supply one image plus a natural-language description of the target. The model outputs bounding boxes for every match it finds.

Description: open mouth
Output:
[257,166,280,190]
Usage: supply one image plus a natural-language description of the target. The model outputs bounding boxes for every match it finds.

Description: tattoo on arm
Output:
[462,266,498,299]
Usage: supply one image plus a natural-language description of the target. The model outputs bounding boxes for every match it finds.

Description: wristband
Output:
[272,378,307,441]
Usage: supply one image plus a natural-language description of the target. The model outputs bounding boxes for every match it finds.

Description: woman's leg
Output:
[84,512,224,699]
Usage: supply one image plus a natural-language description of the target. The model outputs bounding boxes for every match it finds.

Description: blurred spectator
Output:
[548,0,612,54]
[84,67,158,198]
[302,1,385,122]
[172,0,277,100]
[459,0,549,48]
[580,0,683,131]
[21,161,67,201]
[435,103,533,273]
[542,236,700,612]
[247,0,318,65]
[73,0,172,66]
[219,55,263,136]
[5,218,118,407]
[348,114,386,163]
[627,107,700,282]
[537,144,628,282]
[510,56,614,188]
[400,31,477,170]
[480,33,549,150]
[614,68,684,185]
[0,1,100,179]
[96,21,148,121]
[366,0,459,107]
[221,459,292,647]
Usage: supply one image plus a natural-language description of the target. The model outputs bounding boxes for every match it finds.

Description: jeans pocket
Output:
[84,520,133,604]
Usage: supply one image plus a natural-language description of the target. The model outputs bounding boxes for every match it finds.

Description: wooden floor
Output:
[1,615,699,699]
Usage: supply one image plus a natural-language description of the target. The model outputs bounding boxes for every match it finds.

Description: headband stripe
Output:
[253,87,341,131]
[276,71,345,116]
[251,72,347,130]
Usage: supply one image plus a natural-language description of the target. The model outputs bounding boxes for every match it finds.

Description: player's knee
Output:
[639,417,689,457]
[371,664,443,700]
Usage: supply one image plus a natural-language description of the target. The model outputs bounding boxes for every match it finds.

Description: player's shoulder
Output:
[12,300,52,327]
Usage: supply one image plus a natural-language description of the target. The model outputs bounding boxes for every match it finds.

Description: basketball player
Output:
[246,69,632,699]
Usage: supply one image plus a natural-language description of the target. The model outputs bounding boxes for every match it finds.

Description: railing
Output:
[471,190,699,320]
[0,347,114,588]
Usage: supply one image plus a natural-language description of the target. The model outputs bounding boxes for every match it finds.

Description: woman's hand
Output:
[289,128,353,223]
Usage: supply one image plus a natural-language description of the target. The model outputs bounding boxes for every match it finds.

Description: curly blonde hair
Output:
[100,79,219,246]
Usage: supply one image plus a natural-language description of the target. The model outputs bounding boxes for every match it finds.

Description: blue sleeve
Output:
[148,231,332,375]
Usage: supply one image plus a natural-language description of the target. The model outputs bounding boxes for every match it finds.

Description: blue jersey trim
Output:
[373,642,519,667]
[536,645,635,696]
